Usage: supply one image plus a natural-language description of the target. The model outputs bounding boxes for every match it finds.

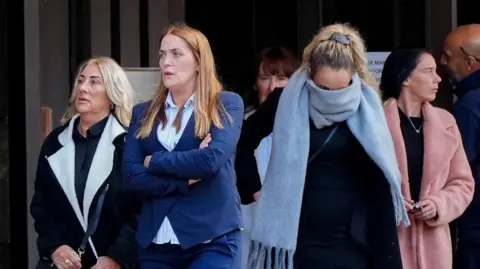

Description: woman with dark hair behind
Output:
[244,46,300,118]
[381,49,474,269]
[239,46,299,269]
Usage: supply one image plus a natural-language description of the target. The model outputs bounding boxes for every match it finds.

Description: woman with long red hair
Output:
[123,23,244,269]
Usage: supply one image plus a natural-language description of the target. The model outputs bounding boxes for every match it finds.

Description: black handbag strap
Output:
[77,183,109,258]
[307,124,339,164]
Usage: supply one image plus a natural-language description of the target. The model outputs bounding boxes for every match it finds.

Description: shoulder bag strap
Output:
[307,124,339,165]
[77,183,109,258]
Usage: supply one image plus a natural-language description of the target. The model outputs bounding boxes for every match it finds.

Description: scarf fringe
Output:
[248,241,295,269]
[392,186,411,227]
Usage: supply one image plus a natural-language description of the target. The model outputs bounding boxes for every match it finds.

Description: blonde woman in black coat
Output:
[31,57,139,269]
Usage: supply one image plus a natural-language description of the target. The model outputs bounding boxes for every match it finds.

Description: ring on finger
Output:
[65,259,71,264]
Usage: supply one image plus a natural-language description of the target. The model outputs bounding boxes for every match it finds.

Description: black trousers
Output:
[454,240,480,269]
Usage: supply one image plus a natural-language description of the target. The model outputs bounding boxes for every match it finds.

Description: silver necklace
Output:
[406,116,423,133]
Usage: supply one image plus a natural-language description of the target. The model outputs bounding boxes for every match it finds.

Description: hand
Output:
[189,179,201,185]
[51,245,82,269]
[144,155,151,168]
[253,191,261,202]
[413,199,438,221]
[200,133,211,149]
[91,256,120,269]
[404,199,414,211]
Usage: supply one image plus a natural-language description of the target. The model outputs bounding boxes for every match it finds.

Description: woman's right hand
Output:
[189,134,212,185]
[253,191,261,202]
[199,133,211,149]
[405,199,414,211]
[51,245,82,269]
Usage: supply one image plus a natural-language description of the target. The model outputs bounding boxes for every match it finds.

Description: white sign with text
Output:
[367,52,391,82]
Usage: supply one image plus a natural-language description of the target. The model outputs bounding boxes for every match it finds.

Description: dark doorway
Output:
[185,0,429,101]
[185,0,298,97]
[4,0,27,268]
[0,0,10,266]
[185,0,256,94]
[68,0,91,90]
[458,0,480,26]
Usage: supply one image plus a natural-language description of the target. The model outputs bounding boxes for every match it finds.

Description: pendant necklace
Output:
[406,116,422,134]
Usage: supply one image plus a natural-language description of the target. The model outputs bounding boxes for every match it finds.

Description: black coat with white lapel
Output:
[30,114,139,268]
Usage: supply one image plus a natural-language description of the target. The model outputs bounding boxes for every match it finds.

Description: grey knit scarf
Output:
[248,67,410,269]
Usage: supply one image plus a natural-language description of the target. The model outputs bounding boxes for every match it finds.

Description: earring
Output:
[110,104,115,111]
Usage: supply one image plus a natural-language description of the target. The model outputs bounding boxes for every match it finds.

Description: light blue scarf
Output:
[248,67,409,269]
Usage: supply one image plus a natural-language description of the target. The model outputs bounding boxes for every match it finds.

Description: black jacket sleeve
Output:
[106,201,139,269]
[107,135,140,269]
[369,165,403,269]
[30,143,67,260]
[235,87,283,204]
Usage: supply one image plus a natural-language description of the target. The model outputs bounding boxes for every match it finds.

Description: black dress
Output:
[295,121,373,269]
[235,88,403,269]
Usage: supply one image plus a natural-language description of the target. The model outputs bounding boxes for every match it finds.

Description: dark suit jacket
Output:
[123,91,244,249]
[235,88,403,269]
[453,69,480,242]
[30,114,139,268]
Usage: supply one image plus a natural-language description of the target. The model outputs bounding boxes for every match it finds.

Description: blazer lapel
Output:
[384,99,411,198]
[174,113,197,151]
[83,115,125,226]
[147,113,197,152]
[47,114,86,231]
[420,102,457,198]
[147,121,162,150]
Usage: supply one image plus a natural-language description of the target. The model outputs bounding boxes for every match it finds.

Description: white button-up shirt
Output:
[152,91,195,245]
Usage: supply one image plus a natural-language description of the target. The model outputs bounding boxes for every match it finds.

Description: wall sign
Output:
[367,52,391,83]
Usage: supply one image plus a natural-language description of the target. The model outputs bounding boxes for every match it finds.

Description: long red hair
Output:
[136,23,229,139]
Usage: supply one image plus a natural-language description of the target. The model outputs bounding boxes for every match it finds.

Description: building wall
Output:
[39,0,71,126]
[37,0,184,128]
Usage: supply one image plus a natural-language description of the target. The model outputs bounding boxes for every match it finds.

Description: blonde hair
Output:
[136,23,227,139]
[61,56,134,127]
[303,23,378,93]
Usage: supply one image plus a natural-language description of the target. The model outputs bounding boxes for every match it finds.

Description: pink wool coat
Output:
[384,99,475,269]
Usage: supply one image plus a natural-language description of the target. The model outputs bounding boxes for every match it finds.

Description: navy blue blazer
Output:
[123,91,244,249]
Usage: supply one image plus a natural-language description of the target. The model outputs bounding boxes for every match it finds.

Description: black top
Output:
[72,116,109,212]
[398,108,424,201]
[235,89,281,204]
[296,121,372,268]
[235,88,403,269]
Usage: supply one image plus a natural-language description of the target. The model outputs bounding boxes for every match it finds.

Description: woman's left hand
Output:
[91,256,120,269]
[413,199,438,221]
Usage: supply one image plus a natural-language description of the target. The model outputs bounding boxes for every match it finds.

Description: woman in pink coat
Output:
[380,49,475,269]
